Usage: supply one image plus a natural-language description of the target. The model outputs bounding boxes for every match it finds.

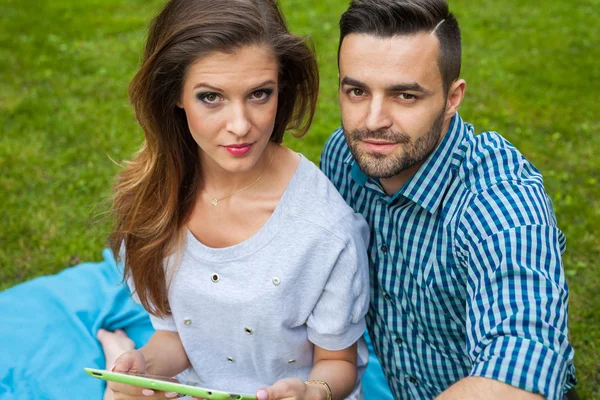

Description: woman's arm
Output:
[108,330,191,399]
[256,343,358,400]
[140,330,191,377]
[308,343,358,399]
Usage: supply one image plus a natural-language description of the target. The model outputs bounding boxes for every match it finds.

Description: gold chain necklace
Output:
[203,152,275,207]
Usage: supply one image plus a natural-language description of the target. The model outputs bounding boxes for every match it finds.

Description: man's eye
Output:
[197,92,222,104]
[398,93,416,100]
[349,88,365,97]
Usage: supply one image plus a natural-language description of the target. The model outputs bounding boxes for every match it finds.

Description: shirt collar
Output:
[346,113,471,213]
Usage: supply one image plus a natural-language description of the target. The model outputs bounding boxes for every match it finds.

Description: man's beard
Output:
[344,108,446,179]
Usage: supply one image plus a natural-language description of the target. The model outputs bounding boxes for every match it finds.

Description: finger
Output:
[259,378,301,400]
[108,380,147,395]
[112,350,145,373]
[112,388,178,399]
[107,382,170,398]
[256,389,269,400]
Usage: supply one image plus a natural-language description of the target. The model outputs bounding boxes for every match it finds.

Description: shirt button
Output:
[384,292,391,300]
[380,244,388,254]
[183,318,192,325]
[394,337,403,345]
[407,376,418,384]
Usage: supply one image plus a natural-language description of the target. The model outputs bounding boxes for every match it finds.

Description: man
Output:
[320,0,577,399]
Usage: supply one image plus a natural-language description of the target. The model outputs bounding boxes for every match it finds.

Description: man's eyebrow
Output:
[340,77,368,88]
[341,77,432,95]
[388,82,431,94]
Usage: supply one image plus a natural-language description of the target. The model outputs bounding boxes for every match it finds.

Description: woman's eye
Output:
[197,92,222,104]
[249,89,272,101]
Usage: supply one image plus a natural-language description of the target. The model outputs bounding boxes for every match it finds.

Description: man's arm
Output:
[436,376,544,400]
[454,180,575,400]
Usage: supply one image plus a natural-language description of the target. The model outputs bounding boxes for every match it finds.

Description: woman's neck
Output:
[199,143,276,196]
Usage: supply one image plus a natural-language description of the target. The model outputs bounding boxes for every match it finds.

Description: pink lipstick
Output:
[224,143,253,156]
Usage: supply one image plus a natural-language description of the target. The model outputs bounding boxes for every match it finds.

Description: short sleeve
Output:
[122,249,178,333]
[306,213,371,351]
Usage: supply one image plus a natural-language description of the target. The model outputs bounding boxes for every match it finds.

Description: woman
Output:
[107,0,370,399]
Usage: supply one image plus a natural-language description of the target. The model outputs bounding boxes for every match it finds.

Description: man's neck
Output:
[379,163,423,195]
[378,118,452,196]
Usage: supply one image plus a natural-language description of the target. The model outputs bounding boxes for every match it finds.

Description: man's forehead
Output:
[339,33,442,87]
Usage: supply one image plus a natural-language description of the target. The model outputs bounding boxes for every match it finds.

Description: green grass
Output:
[1,0,598,397]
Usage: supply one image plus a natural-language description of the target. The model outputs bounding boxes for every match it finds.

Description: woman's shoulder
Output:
[283,154,368,241]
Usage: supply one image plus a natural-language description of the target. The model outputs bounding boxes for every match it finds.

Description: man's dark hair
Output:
[339,0,461,93]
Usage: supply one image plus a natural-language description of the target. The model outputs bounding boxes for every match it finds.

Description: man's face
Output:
[339,33,448,179]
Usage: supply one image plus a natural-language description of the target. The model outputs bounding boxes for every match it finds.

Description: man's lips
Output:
[360,139,399,153]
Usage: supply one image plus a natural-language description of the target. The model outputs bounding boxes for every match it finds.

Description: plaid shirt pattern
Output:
[320,114,576,399]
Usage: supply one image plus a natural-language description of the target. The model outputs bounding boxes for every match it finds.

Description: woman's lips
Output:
[223,143,253,156]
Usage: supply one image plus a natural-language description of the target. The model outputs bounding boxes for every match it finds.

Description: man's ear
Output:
[445,79,466,119]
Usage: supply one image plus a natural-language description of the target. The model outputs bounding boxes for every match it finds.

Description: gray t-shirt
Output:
[131,155,370,394]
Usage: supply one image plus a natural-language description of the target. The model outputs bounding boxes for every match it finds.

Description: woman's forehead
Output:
[185,44,279,89]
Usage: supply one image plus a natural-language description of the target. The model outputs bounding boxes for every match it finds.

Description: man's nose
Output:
[225,102,251,137]
[364,96,393,133]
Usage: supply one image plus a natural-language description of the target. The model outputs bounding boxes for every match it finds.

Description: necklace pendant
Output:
[210,198,218,207]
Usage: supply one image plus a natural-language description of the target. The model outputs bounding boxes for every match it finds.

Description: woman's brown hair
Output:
[109,0,319,317]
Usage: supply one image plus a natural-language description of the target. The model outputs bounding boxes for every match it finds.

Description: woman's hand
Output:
[254,378,327,400]
[108,350,179,399]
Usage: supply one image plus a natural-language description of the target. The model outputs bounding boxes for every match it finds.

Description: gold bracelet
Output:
[305,380,333,400]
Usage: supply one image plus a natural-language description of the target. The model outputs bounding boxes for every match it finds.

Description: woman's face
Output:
[179,44,279,173]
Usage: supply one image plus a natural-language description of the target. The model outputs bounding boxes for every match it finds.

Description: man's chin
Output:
[355,159,401,179]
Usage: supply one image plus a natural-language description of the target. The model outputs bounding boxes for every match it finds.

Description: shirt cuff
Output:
[148,314,178,332]
[307,318,367,351]
[469,336,570,400]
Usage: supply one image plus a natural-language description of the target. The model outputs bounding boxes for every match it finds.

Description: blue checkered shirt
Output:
[320,114,576,399]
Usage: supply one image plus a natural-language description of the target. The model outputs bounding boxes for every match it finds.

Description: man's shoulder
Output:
[321,127,350,168]
[454,127,561,241]
[320,127,353,190]
[458,129,545,195]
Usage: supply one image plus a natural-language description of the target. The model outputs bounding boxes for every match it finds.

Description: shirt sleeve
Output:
[456,180,576,400]
[306,212,371,351]
[125,271,178,332]
[319,127,347,187]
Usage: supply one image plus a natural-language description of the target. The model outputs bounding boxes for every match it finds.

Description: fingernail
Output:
[110,364,116,372]
[143,389,155,396]
[165,392,178,398]
[257,389,268,400]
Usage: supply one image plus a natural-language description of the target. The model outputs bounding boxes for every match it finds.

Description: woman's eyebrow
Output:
[192,82,223,91]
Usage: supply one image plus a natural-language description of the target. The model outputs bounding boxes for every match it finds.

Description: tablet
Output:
[84,368,257,399]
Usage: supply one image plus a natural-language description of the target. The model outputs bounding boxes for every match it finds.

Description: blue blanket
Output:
[0,249,392,399]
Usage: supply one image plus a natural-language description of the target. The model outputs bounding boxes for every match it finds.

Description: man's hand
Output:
[435,377,545,400]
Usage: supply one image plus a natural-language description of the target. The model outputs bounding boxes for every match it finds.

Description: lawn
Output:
[1,0,598,397]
